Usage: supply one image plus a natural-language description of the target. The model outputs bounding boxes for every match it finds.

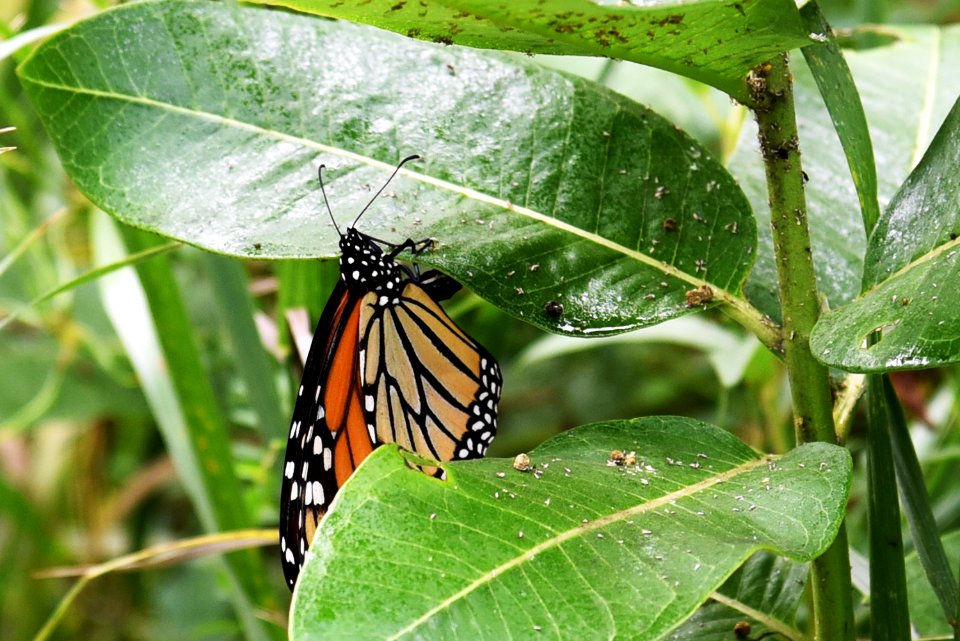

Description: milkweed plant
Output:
[1,1,959,640]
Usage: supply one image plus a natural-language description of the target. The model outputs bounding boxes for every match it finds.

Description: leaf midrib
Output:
[385,455,772,641]
[709,592,811,641]
[865,233,960,296]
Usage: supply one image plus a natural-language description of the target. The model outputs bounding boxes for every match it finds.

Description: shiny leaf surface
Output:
[292,417,851,641]
[811,93,960,371]
[18,0,758,335]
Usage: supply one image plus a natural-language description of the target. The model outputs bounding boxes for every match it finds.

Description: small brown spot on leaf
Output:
[652,14,684,27]
[544,300,564,318]
[685,285,714,307]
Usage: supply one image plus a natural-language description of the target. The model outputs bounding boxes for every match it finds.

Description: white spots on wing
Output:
[305,480,313,505]
[365,394,375,412]
[323,447,333,471]
[285,461,294,478]
[313,435,324,455]
[285,548,295,564]
[313,481,324,506]
[290,482,299,500]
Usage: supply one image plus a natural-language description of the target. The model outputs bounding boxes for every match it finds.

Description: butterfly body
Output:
[337,227,407,294]
[280,196,501,590]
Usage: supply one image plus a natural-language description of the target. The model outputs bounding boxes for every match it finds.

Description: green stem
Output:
[718,292,783,356]
[752,54,854,641]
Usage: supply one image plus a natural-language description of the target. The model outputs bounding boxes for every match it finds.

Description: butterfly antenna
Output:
[317,164,341,236]
[352,154,421,227]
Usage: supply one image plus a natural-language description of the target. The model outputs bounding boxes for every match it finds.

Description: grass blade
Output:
[885,375,959,631]
[866,374,910,641]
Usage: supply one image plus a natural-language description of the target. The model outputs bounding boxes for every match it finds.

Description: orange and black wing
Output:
[280,262,501,591]
[358,281,501,463]
[279,281,373,590]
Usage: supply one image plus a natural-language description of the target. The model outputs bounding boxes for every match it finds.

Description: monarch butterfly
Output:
[279,156,502,589]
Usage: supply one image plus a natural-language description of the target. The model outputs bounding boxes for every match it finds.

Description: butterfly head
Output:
[318,156,421,294]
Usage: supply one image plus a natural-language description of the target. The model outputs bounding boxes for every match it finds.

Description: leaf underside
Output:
[18,0,758,336]
[249,0,812,104]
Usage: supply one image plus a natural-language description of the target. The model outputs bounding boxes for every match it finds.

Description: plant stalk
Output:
[752,54,854,641]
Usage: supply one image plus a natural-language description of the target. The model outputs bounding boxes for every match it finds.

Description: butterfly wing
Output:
[280,249,501,590]
[279,280,368,590]
[359,282,501,463]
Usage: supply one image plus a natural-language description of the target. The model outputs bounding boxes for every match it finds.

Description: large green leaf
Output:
[17,0,758,336]
[730,26,960,321]
[292,417,851,641]
[810,92,960,372]
[248,0,812,105]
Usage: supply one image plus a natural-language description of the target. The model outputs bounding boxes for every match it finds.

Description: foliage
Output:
[2,0,959,640]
